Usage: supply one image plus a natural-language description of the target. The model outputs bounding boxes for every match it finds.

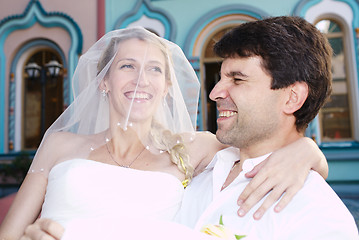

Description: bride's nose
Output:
[134,71,149,87]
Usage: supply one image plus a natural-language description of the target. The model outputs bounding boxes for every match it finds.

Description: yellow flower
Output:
[200,223,237,240]
[200,215,246,240]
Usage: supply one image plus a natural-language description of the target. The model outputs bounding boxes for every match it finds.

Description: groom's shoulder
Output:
[278,171,359,238]
[288,171,352,217]
[292,171,338,203]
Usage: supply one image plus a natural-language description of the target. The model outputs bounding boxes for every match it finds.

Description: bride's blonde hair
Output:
[150,121,194,185]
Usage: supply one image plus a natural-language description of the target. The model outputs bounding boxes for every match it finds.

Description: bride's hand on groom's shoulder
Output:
[20,218,64,240]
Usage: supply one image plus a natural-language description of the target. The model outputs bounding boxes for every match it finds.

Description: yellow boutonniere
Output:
[200,215,246,239]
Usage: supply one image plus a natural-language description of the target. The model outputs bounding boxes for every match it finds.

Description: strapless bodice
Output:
[41,159,184,227]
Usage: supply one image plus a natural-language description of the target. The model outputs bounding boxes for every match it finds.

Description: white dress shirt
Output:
[177,147,359,240]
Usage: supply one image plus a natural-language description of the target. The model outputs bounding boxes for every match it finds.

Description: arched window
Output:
[23,49,64,149]
[315,19,354,142]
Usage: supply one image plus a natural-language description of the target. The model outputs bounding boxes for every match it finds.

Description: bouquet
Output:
[200,215,246,239]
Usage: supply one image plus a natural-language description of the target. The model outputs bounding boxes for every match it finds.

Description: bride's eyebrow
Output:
[116,58,136,63]
[147,60,164,66]
[116,59,163,67]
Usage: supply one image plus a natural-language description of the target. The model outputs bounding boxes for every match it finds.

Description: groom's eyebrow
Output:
[221,71,249,79]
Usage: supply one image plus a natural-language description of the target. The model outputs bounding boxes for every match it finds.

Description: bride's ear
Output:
[99,79,108,92]
[162,82,169,97]
[283,82,308,114]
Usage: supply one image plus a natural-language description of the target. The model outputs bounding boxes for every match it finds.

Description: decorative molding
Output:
[183,4,269,57]
[0,0,82,152]
[292,0,322,16]
[0,0,83,54]
[113,0,176,40]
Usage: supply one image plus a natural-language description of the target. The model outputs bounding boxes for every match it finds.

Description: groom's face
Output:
[209,55,283,149]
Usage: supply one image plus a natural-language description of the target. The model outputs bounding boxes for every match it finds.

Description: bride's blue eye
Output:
[150,66,162,73]
[120,64,134,69]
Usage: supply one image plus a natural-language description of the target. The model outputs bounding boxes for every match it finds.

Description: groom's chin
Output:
[215,129,232,146]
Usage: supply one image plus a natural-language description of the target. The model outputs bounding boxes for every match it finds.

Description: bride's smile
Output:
[124,91,153,101]
[104,38,168,122]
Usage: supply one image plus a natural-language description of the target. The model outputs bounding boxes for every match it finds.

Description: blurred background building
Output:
[0,0,358,225]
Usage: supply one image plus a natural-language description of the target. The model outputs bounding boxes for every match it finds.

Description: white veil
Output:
[28,27,200,181]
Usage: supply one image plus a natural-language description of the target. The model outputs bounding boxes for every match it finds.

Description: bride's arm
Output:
[192,134,328,220]
[0,173,47,240]
[0,133,76,240]
[237,137,327,220]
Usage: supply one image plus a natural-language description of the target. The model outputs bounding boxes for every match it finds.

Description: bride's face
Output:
[105,38,168,123]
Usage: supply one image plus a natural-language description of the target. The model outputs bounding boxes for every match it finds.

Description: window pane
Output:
[24,78,42,148]
[23,50,64,149]
[322,110,352,139]
[316,20,353,141]
[316,20,341,34]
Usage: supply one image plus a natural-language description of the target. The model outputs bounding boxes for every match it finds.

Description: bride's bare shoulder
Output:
[41,131,105,152]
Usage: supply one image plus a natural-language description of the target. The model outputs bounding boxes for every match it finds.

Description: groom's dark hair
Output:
[214,16,333,131]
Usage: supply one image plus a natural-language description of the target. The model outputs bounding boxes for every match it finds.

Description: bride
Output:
[0,27,327,239]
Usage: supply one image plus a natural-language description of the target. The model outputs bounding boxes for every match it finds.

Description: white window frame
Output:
[306,1,359,144]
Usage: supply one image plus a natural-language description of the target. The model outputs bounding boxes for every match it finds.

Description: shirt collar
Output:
[241,152,272,173]
[210,147,272,196]
[204,146,240,171]
[211,147,272,173]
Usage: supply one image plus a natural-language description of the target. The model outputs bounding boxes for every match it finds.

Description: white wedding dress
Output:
[40,159,215,239]
[41,159,184,226]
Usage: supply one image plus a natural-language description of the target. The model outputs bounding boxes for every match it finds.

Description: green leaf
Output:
[219,215,224,225]
[235,234,246,239]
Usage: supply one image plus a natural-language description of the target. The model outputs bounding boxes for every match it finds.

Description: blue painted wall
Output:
[106,0,300,47]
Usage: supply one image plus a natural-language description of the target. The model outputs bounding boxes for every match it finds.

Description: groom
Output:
[178,16,358,239]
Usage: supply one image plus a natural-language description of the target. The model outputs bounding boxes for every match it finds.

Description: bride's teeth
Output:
[128,92,149,99]
[219,111,237,117]
[138,93,147,99]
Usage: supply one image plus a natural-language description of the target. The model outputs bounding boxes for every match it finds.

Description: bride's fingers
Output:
[22,223,55,240]
[251,183,287,220]
[38,218,64,239]
[244,161,265,178]
[252,178,304,220]
[273,181,303,213]
[238,177,278,217]
[22,218,64,240]
[238,164,268,205]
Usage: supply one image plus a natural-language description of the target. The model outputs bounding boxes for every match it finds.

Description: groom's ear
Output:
[283,82,308,114]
